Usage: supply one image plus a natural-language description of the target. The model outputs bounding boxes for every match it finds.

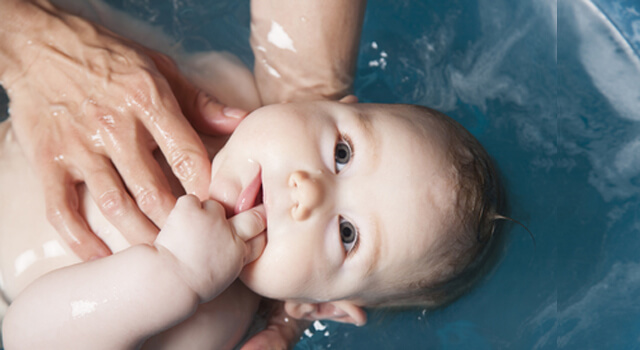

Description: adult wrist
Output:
[249,0,365,104]
[249,17,354,104]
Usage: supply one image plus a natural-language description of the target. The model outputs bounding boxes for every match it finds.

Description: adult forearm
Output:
[2,245,199,350]
[251,0,367,104]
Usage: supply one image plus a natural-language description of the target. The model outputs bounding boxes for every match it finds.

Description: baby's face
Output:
[209,101,456,304]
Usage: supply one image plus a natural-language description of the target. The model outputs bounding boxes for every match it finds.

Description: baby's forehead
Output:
[357,103,453,145]
[369,105,454,169]
[353,110,458,293]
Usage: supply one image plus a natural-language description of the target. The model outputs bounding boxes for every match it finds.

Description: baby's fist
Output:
[155,195,266,302]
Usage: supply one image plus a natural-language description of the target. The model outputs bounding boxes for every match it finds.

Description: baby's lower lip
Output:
[234,169,262,214]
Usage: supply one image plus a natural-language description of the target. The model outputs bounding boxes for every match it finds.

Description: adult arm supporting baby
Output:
[0,0,246,262]
[251,0,367,104]
[2,196,267,350]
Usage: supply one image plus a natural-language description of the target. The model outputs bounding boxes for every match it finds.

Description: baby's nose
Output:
[289,170,324,221]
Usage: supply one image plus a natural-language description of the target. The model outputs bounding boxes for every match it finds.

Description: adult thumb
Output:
[146,49,248,135]
[229,205,267,264]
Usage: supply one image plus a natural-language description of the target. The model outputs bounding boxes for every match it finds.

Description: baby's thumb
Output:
[229,205,267,264]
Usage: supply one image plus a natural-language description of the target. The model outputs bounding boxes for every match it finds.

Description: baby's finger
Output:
[229,205,267,242]
[244,231,266,265]
[174,194,203,209]
[230,205,267,264]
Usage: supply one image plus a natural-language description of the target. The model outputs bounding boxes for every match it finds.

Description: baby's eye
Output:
[334,137,353,172]
[339,217,358,253]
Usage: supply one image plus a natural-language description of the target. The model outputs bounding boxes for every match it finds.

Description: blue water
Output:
[2,0,640,348]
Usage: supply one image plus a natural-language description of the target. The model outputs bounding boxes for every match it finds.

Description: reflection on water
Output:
[556,1,640,349]
[321,0,640,348]
[562,0,640,202]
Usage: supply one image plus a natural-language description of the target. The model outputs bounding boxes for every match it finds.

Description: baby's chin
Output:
[238,264,263,295]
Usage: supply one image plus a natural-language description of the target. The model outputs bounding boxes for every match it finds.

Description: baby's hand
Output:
[154,195,266,302]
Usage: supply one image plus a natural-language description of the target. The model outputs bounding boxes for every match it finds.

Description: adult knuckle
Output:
[135,187,169,215]
[133,68,157,87]
[126,69,161,107]
[154,53,178,71]
[170,150,199,182]
[82,99,118,131]
[97,189,128,218]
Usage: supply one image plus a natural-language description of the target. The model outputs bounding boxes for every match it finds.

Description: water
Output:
[2,0,640,348]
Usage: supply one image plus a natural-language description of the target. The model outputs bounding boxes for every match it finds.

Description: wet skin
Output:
[208,101,459,305]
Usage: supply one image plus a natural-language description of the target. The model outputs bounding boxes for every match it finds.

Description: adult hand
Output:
[0,0,248,260]
[241,300,311,350]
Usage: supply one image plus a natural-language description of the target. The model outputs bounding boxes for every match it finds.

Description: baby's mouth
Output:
[256,185,264,206]
[234,170,263,214]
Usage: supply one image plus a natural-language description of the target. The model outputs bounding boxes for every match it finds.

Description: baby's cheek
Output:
[208,178,239,217]
[241,240,315,298]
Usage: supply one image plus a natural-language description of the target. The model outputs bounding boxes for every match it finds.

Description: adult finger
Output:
[107,138,177,228]
[82,155,159,245]
[239,328,291,350]
[188,90,248,136]
[138,81,212,200]
[240,300,308,350]
[146,50,248,136]
[40,165,111,261]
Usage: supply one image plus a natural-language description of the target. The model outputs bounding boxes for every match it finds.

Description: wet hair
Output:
[368,105,502,309]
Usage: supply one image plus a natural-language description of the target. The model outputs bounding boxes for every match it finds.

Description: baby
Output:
[0,3,499,349]
[0,95,500,349]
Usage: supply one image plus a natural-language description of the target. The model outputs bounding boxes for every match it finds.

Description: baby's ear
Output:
[284,300,367,326]
[338,95,359,104]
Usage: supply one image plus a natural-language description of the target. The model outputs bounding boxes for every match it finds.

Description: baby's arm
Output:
[2,196,266,350]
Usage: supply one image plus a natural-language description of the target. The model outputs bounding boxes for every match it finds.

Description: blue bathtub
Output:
[2,0,639,348]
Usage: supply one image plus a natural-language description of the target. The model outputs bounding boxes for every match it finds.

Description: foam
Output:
[527,263,640,348]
